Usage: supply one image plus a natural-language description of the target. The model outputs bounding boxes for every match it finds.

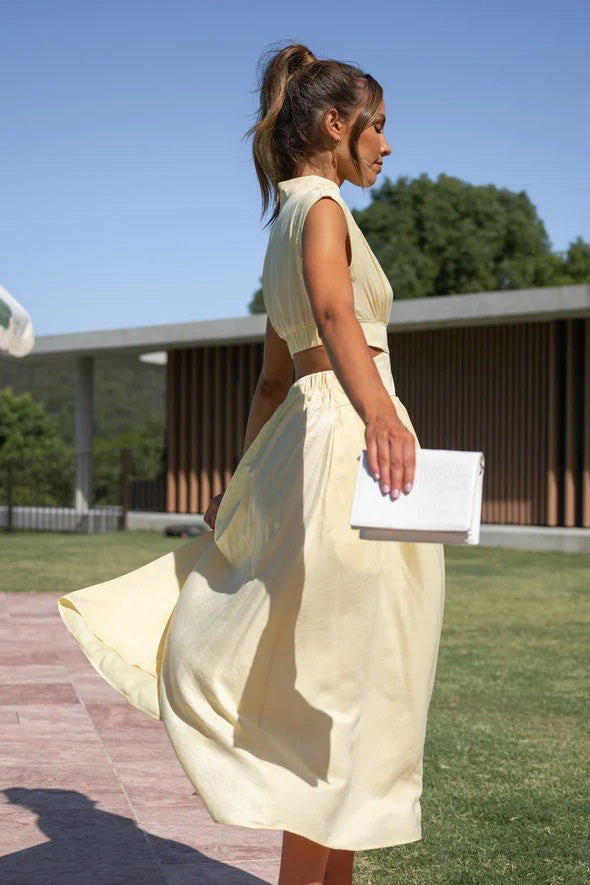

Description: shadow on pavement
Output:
[1,787,271,885]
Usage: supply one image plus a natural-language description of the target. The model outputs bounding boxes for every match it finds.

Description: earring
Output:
[331,137,341,168]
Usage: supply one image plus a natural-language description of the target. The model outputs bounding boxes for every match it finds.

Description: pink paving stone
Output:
[112,759,202,807]
[0,664,72,684]
[1,737,107,766]
[56,645,101,673]
[0,682,78,705]
[83,698,162,730]
[0,702,95,730]
[3,592,66,618]
[0,642,62,666]
[0,591,281,884]
[66,671,123,700]
[0,763,124,794]
[93,739,182,766]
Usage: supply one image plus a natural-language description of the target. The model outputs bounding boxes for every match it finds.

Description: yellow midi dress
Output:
[57,174,446,851]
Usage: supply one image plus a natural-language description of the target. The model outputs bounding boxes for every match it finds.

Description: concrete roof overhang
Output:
[9,284,590,365]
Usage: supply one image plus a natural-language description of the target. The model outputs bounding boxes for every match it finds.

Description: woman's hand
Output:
[203,492,225,531]
[365,411,416,500]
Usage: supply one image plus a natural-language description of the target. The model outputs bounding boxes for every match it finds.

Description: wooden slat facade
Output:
[165,317,590,527]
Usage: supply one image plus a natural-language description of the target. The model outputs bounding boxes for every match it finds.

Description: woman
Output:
[58,42,445,885]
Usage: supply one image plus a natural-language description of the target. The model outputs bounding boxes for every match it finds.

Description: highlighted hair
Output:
[244,42,383,228]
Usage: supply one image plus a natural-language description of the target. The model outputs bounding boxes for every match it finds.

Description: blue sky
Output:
[1,0,588,337]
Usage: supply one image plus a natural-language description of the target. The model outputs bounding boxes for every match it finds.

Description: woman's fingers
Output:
[401,432,416,494]
[366,431,380,483]
[386,428,415,498]
[365,418,415,499]
[388,431,404,499]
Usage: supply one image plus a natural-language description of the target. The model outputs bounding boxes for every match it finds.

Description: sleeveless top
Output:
[261,174,394,357]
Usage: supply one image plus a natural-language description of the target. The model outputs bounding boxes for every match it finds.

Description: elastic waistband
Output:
[290,349,396,399]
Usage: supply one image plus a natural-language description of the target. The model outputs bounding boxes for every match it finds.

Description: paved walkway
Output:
[0,592,282,884]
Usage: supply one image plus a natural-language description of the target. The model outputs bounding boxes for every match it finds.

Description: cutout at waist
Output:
[294,345,385,382]
[289,349,396,399]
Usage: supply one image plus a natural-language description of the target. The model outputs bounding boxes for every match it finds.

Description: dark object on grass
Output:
[165,523,207,538]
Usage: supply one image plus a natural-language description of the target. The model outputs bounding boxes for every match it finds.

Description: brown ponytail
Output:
[244,41,383,228]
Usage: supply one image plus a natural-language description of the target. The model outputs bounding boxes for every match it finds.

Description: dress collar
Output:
[277,174,341,202]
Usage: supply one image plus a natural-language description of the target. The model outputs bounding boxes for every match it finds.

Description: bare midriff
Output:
[293,343,385,382]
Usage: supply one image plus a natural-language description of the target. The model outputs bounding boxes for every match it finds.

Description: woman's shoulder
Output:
[290,180,348,211]
[287,183,350,246]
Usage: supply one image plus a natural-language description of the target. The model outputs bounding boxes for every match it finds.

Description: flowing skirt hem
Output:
[57,598,162,720]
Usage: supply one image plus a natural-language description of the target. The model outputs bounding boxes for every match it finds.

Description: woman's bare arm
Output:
[241,316,293,456]
[204,318,292,529]
[301,196,415,498]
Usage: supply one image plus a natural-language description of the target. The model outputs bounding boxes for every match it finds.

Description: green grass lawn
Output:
[0,528,190,593]
[1,531,589,883]
[355,545,590,885]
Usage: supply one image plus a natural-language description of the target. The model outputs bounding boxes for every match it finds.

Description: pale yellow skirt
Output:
[57,350,446,851]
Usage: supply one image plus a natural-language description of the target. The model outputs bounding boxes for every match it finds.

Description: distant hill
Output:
[0,355,165,445]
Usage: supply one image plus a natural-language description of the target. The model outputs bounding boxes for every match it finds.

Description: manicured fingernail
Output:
[382,484,390,493]
[403,482,413,494]
[391,488,400,499]
[373,472,380,480]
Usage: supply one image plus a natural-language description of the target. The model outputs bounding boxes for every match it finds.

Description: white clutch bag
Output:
[350,448,485,545]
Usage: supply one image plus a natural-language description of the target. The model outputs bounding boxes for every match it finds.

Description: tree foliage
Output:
[93,418,166,504]
[0,387,73,505]
[0,387,165,507]
[0,387,70,464]
[249,275,265,314]
[352,173,589,299]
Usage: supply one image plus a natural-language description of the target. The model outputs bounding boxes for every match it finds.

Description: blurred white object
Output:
[0,283,35,357]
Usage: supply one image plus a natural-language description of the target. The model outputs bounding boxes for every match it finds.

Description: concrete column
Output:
[75,355,94,512]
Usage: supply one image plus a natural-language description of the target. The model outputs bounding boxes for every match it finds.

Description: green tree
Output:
[351,172,590,299]
[93,416,166,505]
[564,236,590,282]
[0,387,73,506]
[249,275,265,314]
[0,387,166,508]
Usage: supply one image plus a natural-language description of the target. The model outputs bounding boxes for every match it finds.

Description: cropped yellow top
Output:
[261,174,393,357]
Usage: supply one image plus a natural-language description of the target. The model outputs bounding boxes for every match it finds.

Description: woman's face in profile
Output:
[345,97,391,187]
